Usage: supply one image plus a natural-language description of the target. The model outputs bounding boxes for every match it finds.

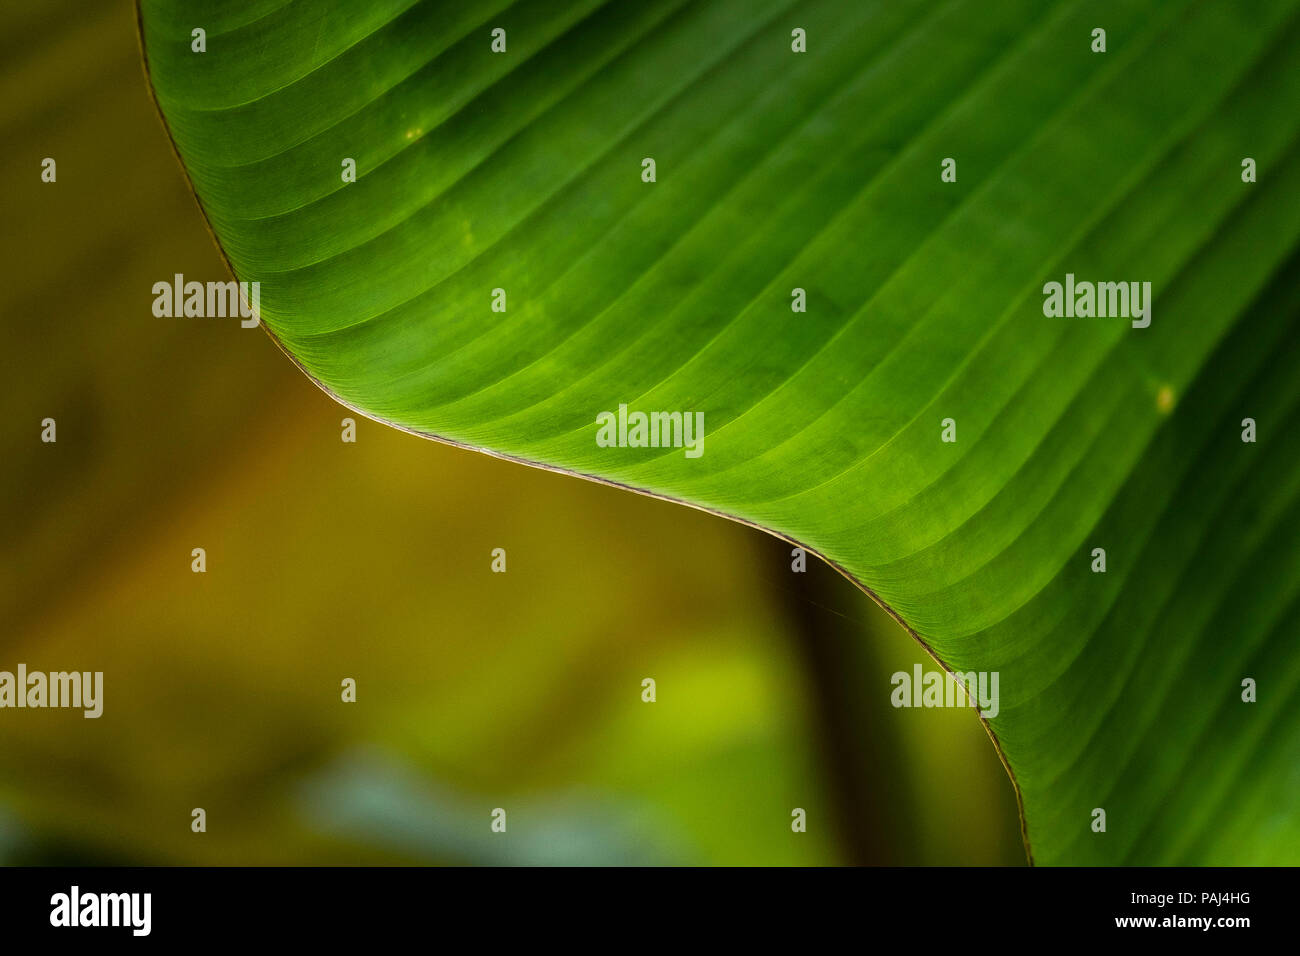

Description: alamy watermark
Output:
[891,664,999,718]
[595,404,705,458]
[0,664,102,718]
[50,886,150,936]
[152,273,260,327]
[1042,273,1151,328]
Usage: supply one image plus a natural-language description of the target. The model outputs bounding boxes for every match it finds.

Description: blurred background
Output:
[0,0,1022,865]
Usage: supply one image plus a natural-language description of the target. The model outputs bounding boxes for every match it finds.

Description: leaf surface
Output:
[139,0,1300,863]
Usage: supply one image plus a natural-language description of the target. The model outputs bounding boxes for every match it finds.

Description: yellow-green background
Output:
[0,0,1020,865]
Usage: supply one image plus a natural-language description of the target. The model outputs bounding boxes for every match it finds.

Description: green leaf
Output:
[138,0,1300,864]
